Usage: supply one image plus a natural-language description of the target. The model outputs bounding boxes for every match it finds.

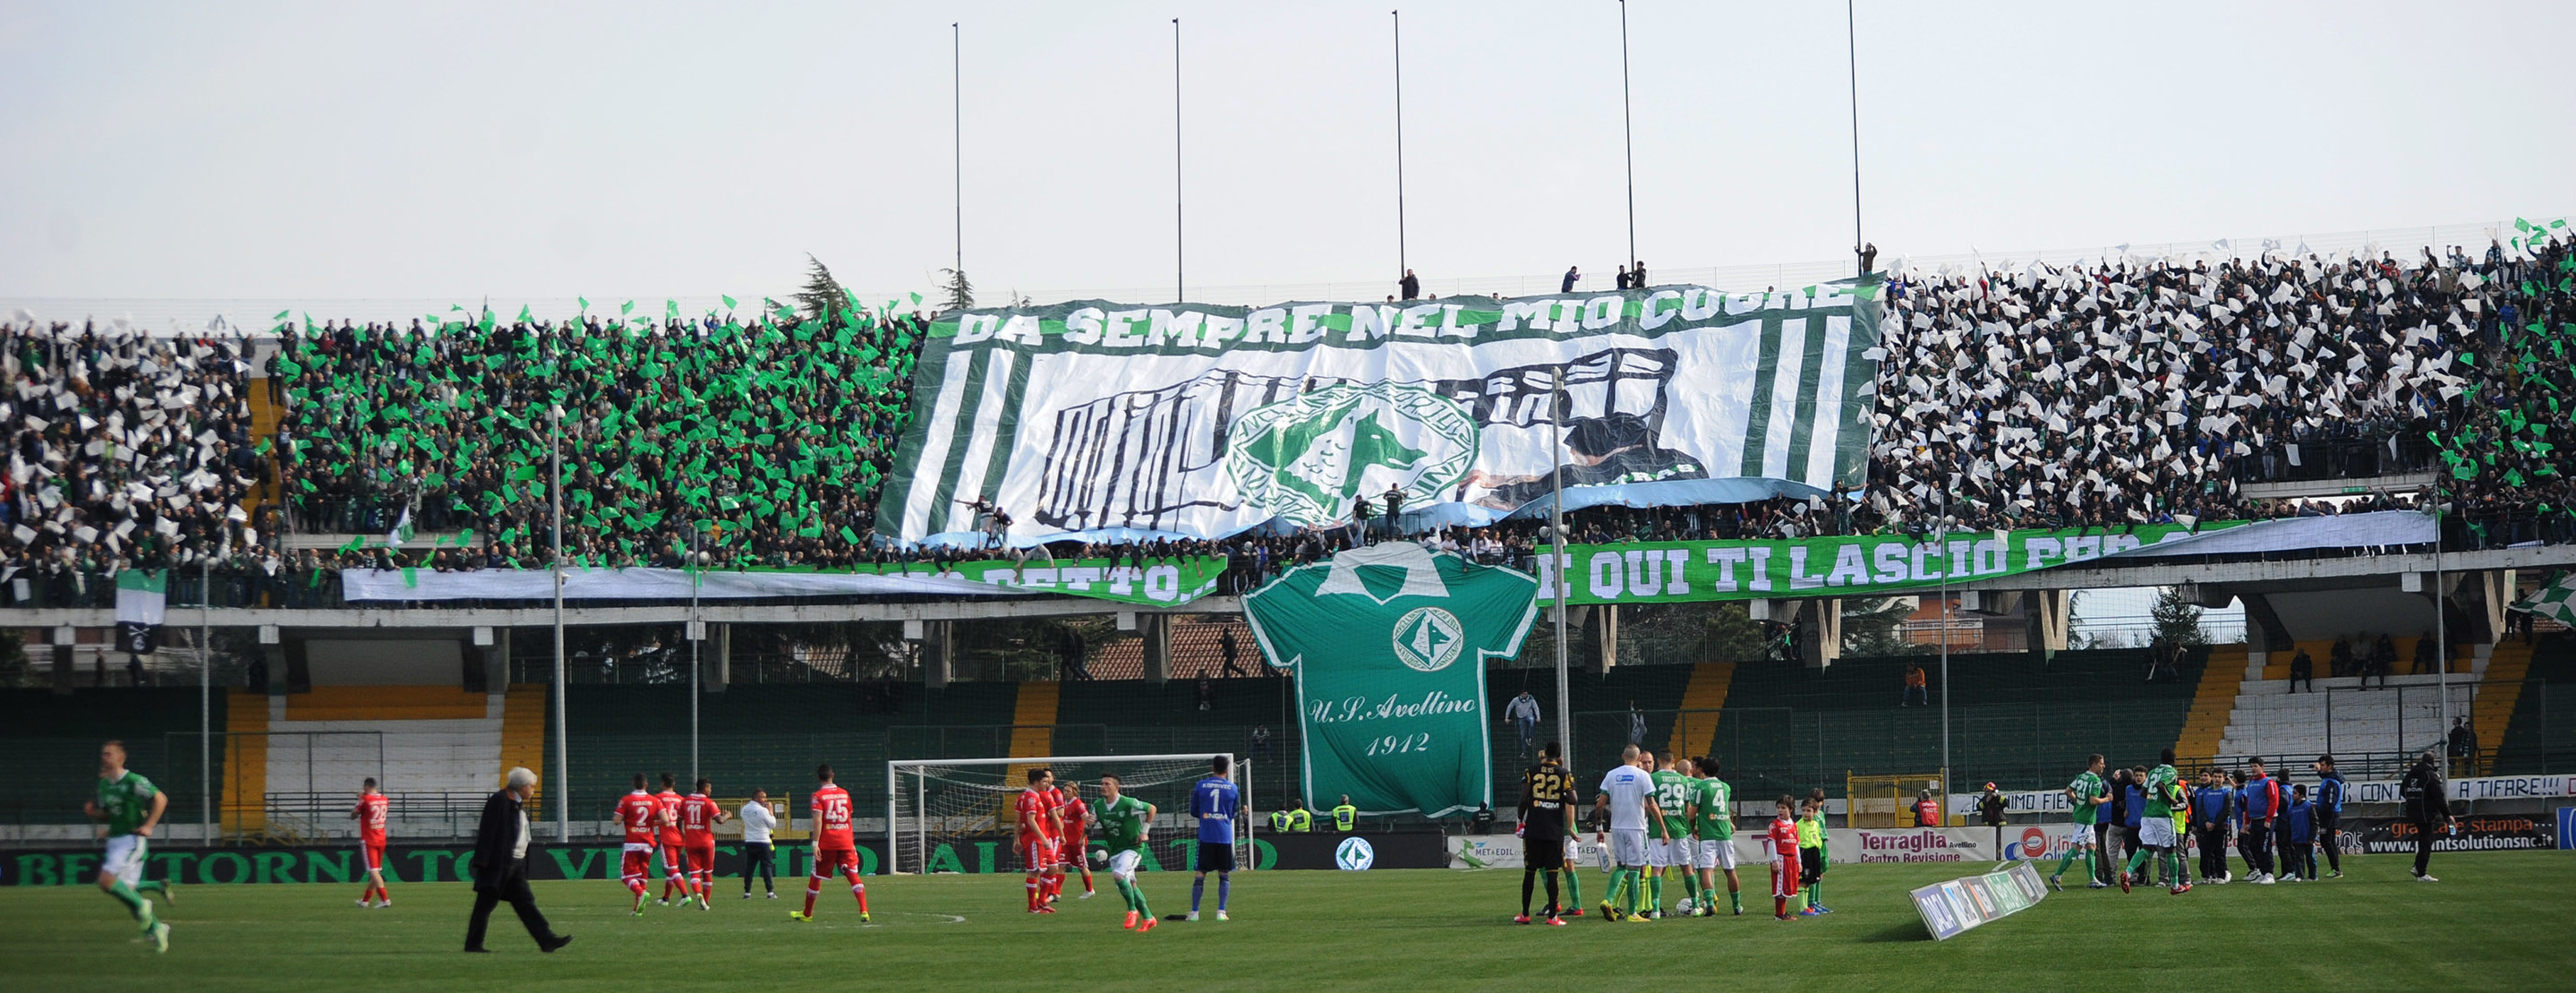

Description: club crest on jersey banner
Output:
[1245,544,1538,818]
[876,281,1882,545]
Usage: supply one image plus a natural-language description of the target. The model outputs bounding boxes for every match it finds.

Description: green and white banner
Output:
[1244,544,1537,818]
[340,557,1225,606]
[1536,522,2243,604]
[879,281,1883,544]
[2512,571,2576,628]
[114,569,166,655]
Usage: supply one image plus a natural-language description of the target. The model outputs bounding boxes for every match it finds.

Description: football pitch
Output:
[5,853,2570,992]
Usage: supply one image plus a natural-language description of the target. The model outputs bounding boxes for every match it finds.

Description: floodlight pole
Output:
[1938,486,1950,800]
[2434,475,2449,755]
[1617,0,1636,269]
[550,393,568,842]
[1174,18,1184,302]
[1551,378,1572,763]
[1392,9,1406,279]
[200,558,210,842]
[1847,0,1864,276]
[690,522,701,782]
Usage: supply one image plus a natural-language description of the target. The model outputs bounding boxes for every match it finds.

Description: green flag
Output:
[2515,572,2576,628]
[1241,543,1534,818]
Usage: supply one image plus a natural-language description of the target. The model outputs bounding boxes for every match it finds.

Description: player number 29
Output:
[1365,732,1432,757]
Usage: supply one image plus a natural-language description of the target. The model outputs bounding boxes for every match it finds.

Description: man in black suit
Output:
[465,766,572,953]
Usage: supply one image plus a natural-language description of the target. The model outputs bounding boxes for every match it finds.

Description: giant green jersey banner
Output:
[878,280,1882,544]
[1244,544,1538,818]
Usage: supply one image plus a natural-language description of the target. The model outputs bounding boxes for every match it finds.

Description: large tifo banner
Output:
[341,557,1225,607]
[879,281,1883,545]
[1245,544,1538,818]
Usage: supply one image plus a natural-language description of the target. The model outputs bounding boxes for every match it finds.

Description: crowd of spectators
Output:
[0,324,264,594]
[1862,235,2575,545]
[3,228,2572,604]
[276,306,923,570]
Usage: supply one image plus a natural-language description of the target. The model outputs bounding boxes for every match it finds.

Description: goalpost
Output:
[884,753,1248,876]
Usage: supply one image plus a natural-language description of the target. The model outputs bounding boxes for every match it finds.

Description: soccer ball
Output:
[1675,897,1696,917]
[1088,849,1108,869]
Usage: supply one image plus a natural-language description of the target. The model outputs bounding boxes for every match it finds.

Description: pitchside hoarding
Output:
[0,834,1450,886]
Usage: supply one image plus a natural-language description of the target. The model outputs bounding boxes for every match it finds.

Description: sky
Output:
[3,1,2572,309]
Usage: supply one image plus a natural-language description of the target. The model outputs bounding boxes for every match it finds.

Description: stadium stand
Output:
[1712,648,2205,798]
[2494,635,2576,775]
[4,230,2572,594]
[0,687,220,831]
[273,308,925,569]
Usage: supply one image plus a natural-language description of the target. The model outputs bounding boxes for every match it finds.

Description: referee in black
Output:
[1514,741,1576,925]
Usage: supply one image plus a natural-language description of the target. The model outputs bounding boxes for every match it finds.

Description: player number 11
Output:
[1365,732,1432,757]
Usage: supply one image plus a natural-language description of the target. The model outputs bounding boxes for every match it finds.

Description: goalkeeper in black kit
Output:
[1514,741,1577,925]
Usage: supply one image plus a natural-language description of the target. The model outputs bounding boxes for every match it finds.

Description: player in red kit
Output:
[1016,767,1062,913]
[1056,781,1096,899]
[653,773,695,905]
[678,779,728,912]
[791,764,869,922]
[349,777,391,909]
[1766,797,1801,921]
[616,774,661,915]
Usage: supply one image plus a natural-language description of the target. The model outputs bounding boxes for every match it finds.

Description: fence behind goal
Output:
[1846,772,1947,828]
[885,754,1245,875]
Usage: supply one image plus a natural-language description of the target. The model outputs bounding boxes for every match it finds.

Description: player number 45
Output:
[1365,732,1432,757]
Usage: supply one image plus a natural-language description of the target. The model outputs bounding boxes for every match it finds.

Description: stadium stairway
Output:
[224,689,268,835]
[2495,636,2575,775]
[245,378,281,515]
[2469,640,2533,766]
[499,684,548,800]
[1010,681,1060,757]
[2174,645,2252,763]
[1666,662,1737,763]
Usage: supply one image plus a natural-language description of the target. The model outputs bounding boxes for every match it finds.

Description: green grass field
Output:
[6,853,2572,992]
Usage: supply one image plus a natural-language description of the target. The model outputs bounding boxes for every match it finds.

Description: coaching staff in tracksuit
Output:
[2311,756,2346,878]
[2191,770,2236,884]
[2400,750,2454,882]
[2238,759,2282,883]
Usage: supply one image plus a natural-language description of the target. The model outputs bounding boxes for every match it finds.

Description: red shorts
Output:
[360,841,386,872]
[1770,856,1801,898]
[1063,835,1088,866]
[685,844,716,876]
[1019,837,1053,873]
[621,847,654,886]
[812,846,859,878]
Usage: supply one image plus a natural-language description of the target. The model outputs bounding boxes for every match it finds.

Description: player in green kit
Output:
[1685,757,1742,915]
[2124,749,2192,895]
[1647,753,1695,918]
[1092,775,1160,933]
[2051,753,2110,890]
[84,740,172,953]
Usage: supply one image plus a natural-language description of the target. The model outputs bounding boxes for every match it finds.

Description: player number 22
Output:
[1366,732,1431,757]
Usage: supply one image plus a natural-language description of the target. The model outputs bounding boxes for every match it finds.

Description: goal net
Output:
[1846,771,1947,828]
[883,753,1247,876]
